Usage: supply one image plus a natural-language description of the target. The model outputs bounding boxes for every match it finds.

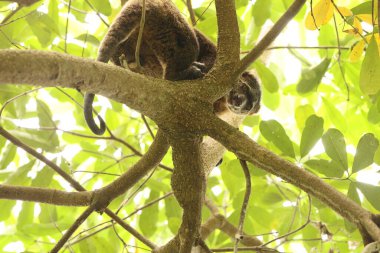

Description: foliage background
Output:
[0,0,379,252]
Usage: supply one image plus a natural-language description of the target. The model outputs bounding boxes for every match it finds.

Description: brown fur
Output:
[84,0,261,135]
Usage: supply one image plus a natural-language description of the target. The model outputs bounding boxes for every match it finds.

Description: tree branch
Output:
[0,50,176,121]
[170,135,205,252]
[213,0,240,73]
[0,184,91,205]
[206,117,380,242]
[0,0,40,6]
[237,0,306,74]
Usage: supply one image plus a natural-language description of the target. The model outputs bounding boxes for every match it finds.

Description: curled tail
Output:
[84,2,140,135]
[84,93,106,135]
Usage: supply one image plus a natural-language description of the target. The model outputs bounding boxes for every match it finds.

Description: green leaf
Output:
[17,202,34,230]
[37,100,54,127]
[300,115,324,158]
[352,133,379,173]
[351,1,372,15]
[31,166,54,187]
[355,182,380,211]
[252,0,272,27]
[9,129,59,153]
[295,105,315,131]
[139,191,159,237]
[260,120,295,158]
[6,160,34,185]
[39,204,58,223]
[305,159,344,177]
[322,129,348,170]
[254,61,279,93]
[360,37,380,95]
[26,13,59,47]
[322,97,347,131]
[76,34,100,46]
[0,145,17,170]
[347,182,360,204]
[297,58,331,93]
[374,145,380,165]
[91,0,112,16]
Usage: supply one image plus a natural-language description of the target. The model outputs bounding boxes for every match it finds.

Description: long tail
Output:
[84,3,140,135]
[84,93,106,135]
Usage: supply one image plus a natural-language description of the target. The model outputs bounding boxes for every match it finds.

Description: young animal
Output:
[84,0,261,135]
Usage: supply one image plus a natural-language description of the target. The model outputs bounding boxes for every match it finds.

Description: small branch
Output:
[83,0,109,27]
[234,160,251,253]
[264,45,350,51]
[64,0,72,53]
[237,0,306,74]
[0,126,85,190]
[50,206,95,253]
[0,8,36,26]
[141,114,155,139]
[332,14,350,101]
[0,5,21,25]
[135,0,146,70]
[211,247,279,252]
[0,0,39,6]
[206,117,380,242]
[0,87,43,117]
[186,0,196,26]
[105,209,157,249]
[202,198,262,247]
[262,195,311,247]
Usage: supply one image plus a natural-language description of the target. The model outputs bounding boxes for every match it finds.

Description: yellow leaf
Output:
[344,17,363,36]
[349,40,365,62]
[349,35,380,62]
[337,7,352,17]
[305,0,334,30]
[357,14,374,24]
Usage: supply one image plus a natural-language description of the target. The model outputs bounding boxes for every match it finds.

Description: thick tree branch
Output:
[237,0,306,74]
[0,50,182,121]
[206,117,380,242]
[0,50,214,126]
[170,135,205,252]
[212,0,240,77]
[0,184,91,205]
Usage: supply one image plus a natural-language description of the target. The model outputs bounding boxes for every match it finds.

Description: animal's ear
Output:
[241,71,259,89]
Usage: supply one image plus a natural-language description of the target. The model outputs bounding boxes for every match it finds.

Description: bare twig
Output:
[0,126,84,190]
[0,87,43,118]
[105,209,157,249]
[263,195,312,247]
[234,160,252,253]
[135,0,146,70]
[0,8,36,26]
[237,0,306,74]
[0,5,21,25]
[195,0,214,24]
[83,0,109,27]
[330,0,366,40]
[50,206,95,253]
[64,0,72,53]
[332,13,350,101]
[141,114,155,139]
[186,0,196,26]
[0,0,40,6]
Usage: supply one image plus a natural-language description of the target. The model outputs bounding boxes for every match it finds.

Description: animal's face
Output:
[226,71,261,115]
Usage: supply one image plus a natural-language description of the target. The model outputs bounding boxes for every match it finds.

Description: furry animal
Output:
[84,0,261,135]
